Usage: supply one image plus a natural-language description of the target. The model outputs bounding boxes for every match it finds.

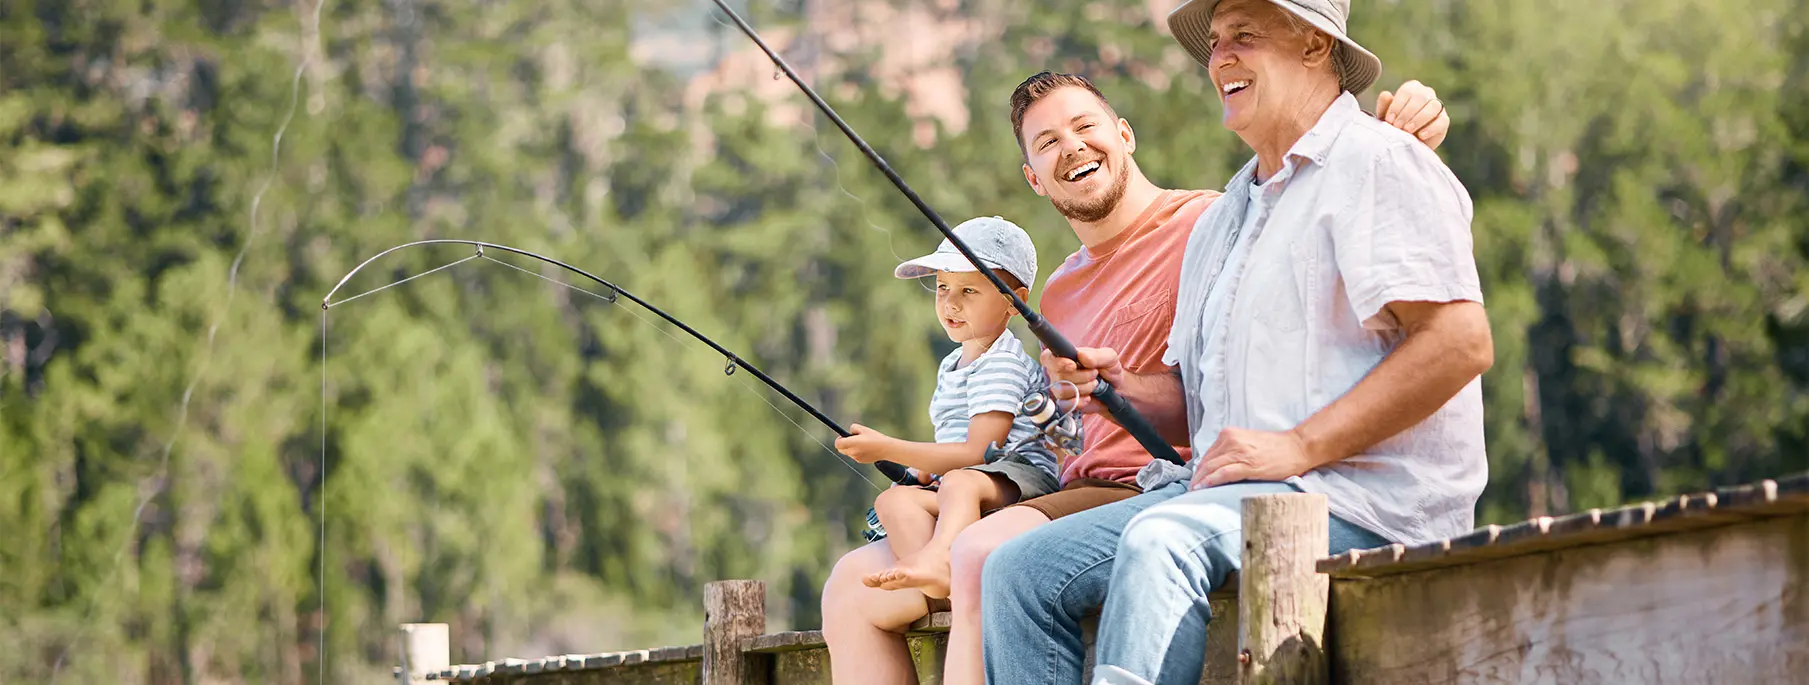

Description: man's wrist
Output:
[1289,424,1334,470]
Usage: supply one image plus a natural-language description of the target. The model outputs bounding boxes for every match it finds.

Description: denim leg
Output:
[980,484,1186,685]
[1092,481,1299,685]
[1090,483,1395,685]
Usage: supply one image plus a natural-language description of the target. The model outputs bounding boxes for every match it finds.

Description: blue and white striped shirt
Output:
[912,329,1058,483]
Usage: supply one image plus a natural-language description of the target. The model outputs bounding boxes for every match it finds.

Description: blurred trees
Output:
[1,0,1804,681]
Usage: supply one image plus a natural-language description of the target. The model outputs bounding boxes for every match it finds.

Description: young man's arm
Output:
[834,412,1015,476]
[1039,347,1191,446]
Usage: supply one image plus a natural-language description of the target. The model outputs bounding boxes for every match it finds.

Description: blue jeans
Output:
[981,481,1389,685]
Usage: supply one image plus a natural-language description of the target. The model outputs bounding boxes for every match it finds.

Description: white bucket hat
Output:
[894,216,1039,294]
[1167,0,1382,96]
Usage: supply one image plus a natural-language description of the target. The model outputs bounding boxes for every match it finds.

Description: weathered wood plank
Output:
[1321,472,1809,578]
[1328,513,1809,685]
[743,630,824,654]
[772,648,832,685]
[908,611,953,633]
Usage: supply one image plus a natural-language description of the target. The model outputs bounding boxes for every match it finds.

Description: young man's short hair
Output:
[1007,71,1118,156]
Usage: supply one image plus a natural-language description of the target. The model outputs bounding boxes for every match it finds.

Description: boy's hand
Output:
[1039,347,1125,415]
[835,423,896,464]
[1376,80,1450,149]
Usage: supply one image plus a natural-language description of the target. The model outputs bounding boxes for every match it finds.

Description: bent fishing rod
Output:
[322,239,920,486]
[707,0,1185,467]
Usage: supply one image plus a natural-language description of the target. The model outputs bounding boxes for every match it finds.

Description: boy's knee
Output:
[873,484,917,513]
[938,467,993,495]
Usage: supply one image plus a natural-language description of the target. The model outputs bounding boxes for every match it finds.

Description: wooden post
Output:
[1238,493,1330,685]
[703,579,768,685]
[397,623,450,684]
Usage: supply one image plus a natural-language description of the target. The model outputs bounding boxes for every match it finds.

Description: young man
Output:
[991,1,1492,684]
[818,65,1450,684]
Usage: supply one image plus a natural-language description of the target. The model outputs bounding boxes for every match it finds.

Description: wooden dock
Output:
[399,471,1809,684]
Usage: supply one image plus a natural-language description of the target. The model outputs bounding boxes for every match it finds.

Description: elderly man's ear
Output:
[1375,80,1450,149]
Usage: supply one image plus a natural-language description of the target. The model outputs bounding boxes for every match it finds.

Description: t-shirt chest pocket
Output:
[1099,289,1174,361]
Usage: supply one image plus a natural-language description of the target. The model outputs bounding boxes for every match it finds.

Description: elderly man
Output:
[983,1,1493,684]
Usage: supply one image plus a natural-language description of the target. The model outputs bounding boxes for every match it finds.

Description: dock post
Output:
[704,579,769,685]
[1238,493,1330,685]
[397,622,450,683]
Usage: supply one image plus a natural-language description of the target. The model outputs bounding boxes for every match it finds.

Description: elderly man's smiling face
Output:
[1206,0,1337,135]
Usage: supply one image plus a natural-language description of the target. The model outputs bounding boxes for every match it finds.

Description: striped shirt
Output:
[912,329,1059,483]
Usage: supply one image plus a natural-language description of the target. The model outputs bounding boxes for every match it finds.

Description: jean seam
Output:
[1038,547,1118,685]
[1100,523,1239,684]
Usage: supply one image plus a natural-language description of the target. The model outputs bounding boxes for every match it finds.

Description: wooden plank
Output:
[743,631,825,654]
[771,648,833,685]
[1320,472,1809,578]
[1328,513,1809,684]
[908,611,952,633]
[908,632,949,685]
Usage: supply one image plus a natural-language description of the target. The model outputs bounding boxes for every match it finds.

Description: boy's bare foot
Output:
[865,549,953,598]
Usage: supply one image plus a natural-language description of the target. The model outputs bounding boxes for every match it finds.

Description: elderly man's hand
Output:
[1376,79,1450,149]
[1040,347,1124,415]
[1189,427,1317,489]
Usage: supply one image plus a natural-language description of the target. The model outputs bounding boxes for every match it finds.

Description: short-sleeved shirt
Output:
[914,329,1058,483]
[1039,189,1215,485]
[1160,92,1487,546]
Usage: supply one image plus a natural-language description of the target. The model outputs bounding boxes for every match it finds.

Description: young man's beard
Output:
[1051,159,1131,223]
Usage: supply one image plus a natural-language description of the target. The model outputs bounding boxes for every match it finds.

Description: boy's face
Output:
[934,270,1016,344]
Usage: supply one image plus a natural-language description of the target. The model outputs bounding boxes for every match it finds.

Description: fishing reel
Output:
[994,382,1085,467]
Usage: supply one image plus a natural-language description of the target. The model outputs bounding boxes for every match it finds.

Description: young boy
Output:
[832,216,1064,599]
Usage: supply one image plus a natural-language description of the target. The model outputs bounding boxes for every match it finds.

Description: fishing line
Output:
[474,253,885,491]
[318,307,328,683]
[326,249,886,492]
[705,3,915,271]
[49,0,329,680]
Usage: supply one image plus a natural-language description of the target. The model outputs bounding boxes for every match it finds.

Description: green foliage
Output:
[1,0,1806,682]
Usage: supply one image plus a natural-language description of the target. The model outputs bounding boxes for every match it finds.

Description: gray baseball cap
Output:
[893,216,1039,293]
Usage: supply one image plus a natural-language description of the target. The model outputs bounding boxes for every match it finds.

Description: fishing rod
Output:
[706,0,1186,467]
[323,239,921,486]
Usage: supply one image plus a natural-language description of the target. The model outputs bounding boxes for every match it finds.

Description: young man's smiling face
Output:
[1018,86,1136,224]
[934,270,1018,345]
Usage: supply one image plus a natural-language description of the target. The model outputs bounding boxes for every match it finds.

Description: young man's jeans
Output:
[981,480,1389,685]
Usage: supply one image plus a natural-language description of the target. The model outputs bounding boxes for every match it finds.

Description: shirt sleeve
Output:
[1332,141,1484,330]
[964,352,1036,417]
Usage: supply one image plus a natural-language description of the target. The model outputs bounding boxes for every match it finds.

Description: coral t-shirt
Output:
[1039,189,1219,485]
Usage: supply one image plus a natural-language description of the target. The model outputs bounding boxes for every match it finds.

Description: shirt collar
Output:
[1283,91,1364,169]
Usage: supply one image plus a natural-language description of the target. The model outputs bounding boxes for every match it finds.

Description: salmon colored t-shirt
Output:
[1039,189,1220,485]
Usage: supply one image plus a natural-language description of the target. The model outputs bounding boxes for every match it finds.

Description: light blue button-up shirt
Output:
[1151,92,1487,546]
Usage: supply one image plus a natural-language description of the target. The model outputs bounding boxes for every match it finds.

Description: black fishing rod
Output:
[322,239,920,485]
[707,1,1186,467]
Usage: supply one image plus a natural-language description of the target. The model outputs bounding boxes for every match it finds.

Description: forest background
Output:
[4,0,1808,682]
